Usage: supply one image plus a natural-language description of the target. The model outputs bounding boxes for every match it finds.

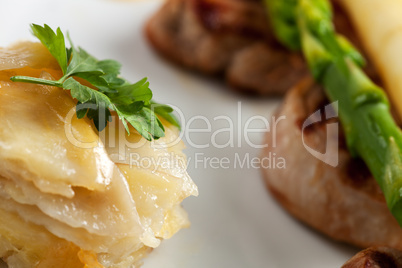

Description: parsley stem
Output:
[8,24,180,140]
[10,76,62,87]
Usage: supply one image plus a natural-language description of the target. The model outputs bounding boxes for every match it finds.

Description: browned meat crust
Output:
[145,0,365,95]
[145,0,307,95]
[342,247,402,268]
[261,78,402,249]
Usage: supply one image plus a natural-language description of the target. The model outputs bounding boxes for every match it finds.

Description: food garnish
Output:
[0,26,198,266]
[264,0,402,225]
[10,24,180,140]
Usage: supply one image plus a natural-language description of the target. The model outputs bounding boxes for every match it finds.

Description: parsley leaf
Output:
[9,24,180,140]
[65,34,104,78]
[148,102,181,130]
[109,78,152,105]
[116,105,164,140]
[31,24,68,74]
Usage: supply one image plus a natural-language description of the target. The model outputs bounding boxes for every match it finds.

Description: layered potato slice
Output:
[0,42,197,267]
[104,118,198,240]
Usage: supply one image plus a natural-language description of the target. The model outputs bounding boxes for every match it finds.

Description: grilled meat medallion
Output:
[261,78,402,249]
[146,0,364,95]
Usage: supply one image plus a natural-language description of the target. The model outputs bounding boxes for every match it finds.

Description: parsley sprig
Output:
[10,24,180,140]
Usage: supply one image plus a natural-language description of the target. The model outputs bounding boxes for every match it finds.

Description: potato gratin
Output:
[0,41,198,268]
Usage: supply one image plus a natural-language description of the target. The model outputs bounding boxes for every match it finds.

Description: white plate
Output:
[0,1,358,267]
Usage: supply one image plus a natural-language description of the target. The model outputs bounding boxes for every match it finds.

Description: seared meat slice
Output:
[226,43,308,95]
[145,0,365,95]
[261,78,402,249]
[342,247,402,268]
[145,0,308,95]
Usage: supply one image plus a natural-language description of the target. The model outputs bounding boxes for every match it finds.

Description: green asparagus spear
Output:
[264,0,402,225]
